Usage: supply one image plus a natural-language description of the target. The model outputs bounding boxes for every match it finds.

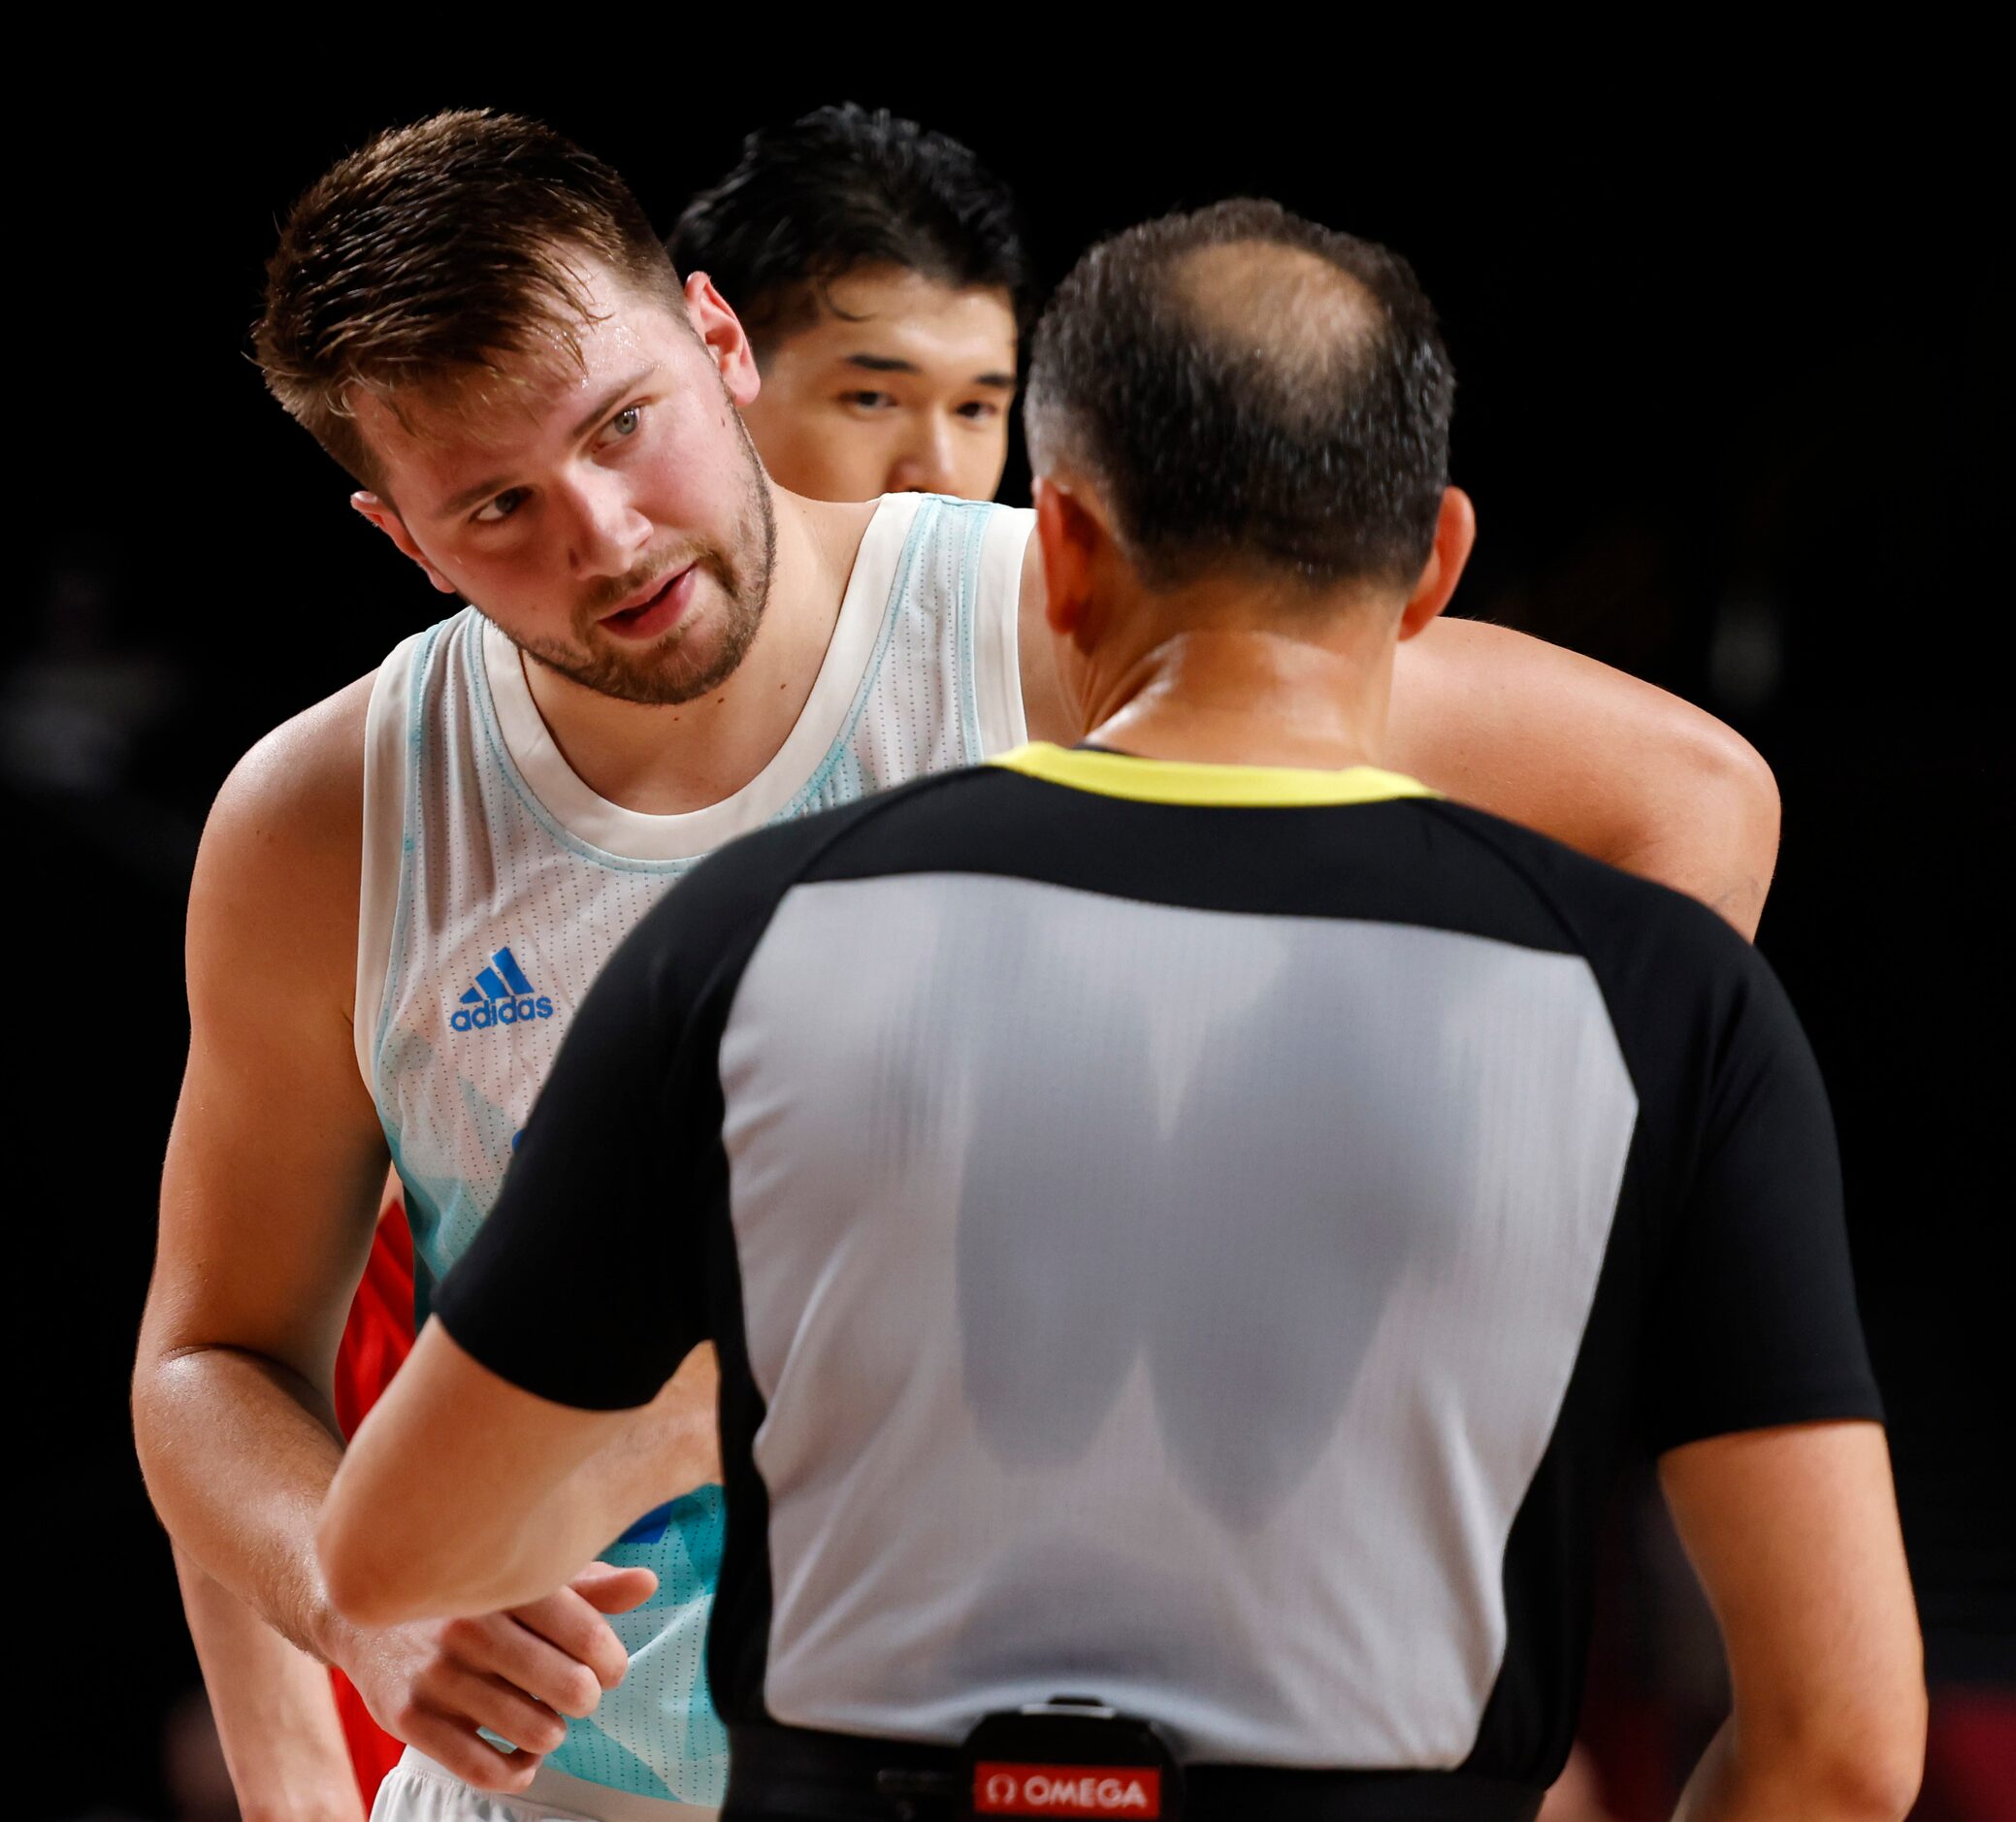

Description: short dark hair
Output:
[256,110,680,490]
[668,103,1030,359]
[1024,199,1455,592]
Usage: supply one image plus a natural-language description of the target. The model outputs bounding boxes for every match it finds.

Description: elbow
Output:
[316,1521,389,1631]
[318,1487,506,1630]
[1697,720,1781,934]
[317,1506,429,1632]
[128,1339,213,1536]
[1744,1680,1928,1822]
[1644,713,1780,938]
[129,1321,174,1480]
[1810,1719,1926,1822]
[1707,719,1781,869]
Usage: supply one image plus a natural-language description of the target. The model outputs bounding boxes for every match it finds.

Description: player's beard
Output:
[505,415,778,708]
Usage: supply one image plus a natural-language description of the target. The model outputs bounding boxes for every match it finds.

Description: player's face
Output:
[354,264,773,707]
[739,265,1017,504]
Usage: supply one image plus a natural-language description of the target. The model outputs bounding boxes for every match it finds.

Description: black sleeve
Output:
[1642,945,1884,1452]
[433,830,803,1410]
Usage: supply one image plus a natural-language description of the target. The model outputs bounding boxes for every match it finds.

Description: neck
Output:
[1082,622,1397,773]
[520,488,876,814]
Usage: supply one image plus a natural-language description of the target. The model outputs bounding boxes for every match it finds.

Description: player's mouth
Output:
[599,564,698,641]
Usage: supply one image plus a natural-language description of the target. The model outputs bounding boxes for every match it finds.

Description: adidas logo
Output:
[449,946,556,1033]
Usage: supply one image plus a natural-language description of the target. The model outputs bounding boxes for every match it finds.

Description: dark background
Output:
[16,58,2006,1821]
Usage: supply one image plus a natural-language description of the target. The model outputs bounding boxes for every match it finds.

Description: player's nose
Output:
[886,421,959,497]
[562,470,653,576]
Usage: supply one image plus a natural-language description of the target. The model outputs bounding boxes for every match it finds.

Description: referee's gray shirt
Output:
[438,743,1880,1794]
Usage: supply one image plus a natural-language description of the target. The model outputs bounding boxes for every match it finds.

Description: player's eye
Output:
[842,390,898,411]
[471,488,529,525]
[600,405,643,442]
[956,401,1003,422]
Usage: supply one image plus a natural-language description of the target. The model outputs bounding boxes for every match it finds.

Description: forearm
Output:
[138,1345,350,1658]
[175,1547,364,1822]
[321,1325,640,1627]
[600,1345,722,1516]
[410,1350,720,1616]
[324,1448,631,1626]
[1674,1715,1919,1822]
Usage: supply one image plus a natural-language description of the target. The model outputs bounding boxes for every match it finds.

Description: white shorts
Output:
[371,1747,717,1822]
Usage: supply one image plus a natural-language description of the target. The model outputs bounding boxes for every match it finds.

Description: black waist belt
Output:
[725,1724,1545,1822]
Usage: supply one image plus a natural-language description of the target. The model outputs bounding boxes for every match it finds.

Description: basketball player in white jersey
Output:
[163,103,1035,1822]
[135,111,1780,1822]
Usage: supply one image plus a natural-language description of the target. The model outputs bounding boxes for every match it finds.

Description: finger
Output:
[509,1585,634,1691]
[393,1704,544,1794]
[443,1612,607,1718]
[424,1661,570,1758]
[569,1561,659,1614]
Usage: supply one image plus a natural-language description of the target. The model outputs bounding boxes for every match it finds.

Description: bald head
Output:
[1024,200,1453,594]
[1176,238,1380,377]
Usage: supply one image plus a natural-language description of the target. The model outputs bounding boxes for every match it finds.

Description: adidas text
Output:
[451,995,554,1032]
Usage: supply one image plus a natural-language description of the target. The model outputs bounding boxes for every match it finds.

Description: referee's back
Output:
[435,199,1920,1821]
[451,736,1872,1787]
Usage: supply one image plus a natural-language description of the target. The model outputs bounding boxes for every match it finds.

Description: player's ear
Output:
[352,493,460,596]
[685,272,762,408]
[1034,476,1104,640]
[1399,487,1478,641]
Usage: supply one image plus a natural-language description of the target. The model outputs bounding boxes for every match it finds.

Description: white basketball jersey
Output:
[352,493,1031,1803]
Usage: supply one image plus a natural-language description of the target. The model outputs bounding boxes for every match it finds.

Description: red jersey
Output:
[330,1202,417,1805]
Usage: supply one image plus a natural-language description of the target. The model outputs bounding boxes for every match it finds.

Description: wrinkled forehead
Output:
[352,277,696,491]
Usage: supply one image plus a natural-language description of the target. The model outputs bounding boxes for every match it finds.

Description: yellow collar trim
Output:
[991,742,1438,808]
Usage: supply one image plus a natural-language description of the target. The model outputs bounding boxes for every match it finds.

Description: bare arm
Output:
[133,680,647,1792]
[590,1344,723,1515]
[1661,1422,1924,1822]
[322,1322,637,1627]
[135,676,389,1651]
[1382,619,1779,935]
[175,1547,363,1822]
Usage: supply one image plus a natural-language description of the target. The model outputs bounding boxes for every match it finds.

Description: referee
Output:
[319,202,1925,1822]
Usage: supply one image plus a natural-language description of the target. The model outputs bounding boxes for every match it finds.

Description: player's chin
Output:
[569,633,703,707]
[643,647,735,706]
[643,632,755,705]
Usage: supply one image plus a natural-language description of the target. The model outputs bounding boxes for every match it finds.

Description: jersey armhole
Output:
[354,634,423,1090]
[973,504,1032,756]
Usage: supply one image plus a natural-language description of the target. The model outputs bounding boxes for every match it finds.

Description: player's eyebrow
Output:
[567,370,653,439]
[439,470,515,519]
[844,352,1017,389]
[435,370,654,518]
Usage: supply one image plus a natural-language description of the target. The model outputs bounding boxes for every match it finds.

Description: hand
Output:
[331,1562,656,1792]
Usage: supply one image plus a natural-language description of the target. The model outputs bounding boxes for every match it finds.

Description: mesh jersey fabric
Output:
[353,494,1031,1801]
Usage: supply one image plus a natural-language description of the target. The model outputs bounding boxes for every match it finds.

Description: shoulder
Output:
[186,671,378,997]
[200,612,457,882]
[204,672,374,871]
